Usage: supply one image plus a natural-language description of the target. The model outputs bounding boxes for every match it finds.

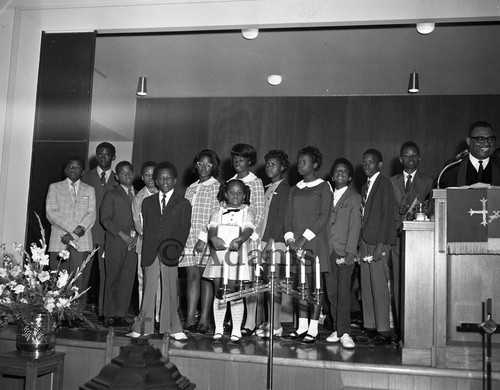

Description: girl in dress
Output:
[229,143,265,336]
[284,146,333,344]
[181,150,221,334]
[203,179,255,343]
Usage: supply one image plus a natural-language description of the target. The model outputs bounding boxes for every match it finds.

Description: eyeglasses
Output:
[196,162,213,168]
[469,136,496,144]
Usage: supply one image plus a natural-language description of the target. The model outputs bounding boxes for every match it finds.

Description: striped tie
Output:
[128,188,134,202]
[161,194,166,214]
[100,171,106,186]
[405,174,412,193]
[360,178,370,217]
[70,182,77,202]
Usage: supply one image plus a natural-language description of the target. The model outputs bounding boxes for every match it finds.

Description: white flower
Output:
[1,297,12,304]
[20,298,28,304]
[38,271,50,283]
[58,249,70,260]
[336,257,346,265]
[44,297,55,313]
[0,268,7,278]
[56,270,69,288]
[12,242,23,253]
[0,284,4,294]
[9,266,22,277]
[56,297,70,309]
[13,284,25,294]
[30,244,49,266]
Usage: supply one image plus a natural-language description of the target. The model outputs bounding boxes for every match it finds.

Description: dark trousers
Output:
[323,250,354,336]
[103,244,137,318]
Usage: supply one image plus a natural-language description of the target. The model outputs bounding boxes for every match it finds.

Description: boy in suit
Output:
[390,141,434,336]
[127,161,191,340]
[358,149,396,346]
[81,142,118,318]
[324,158,362,349]
[46,157,96,313]
[100,161,137,327]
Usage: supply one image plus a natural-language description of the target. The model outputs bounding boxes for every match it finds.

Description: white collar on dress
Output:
[296,178,324,189]
[231,172,257,183]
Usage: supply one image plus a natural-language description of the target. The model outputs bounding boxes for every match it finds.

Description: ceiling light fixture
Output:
[136,77,147,96]
[267,75,282,86]
[416,23,435,35]
[241,28,259,40]
[408,71,419,94]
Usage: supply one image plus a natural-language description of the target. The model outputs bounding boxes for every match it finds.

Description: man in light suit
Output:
[81,142,118,318]
[390,141,434,336]
[128,161,191,340]
[324,158,362,349]
[46,157,96,312]
[358,149,396,346]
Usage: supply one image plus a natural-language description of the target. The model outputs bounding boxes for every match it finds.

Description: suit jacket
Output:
[46,179,96,252]
[439,157,500,188]
[361,174,396,246]
[100,185,136,253]
[328,187,362,257]
[141,191,192,267]
[261,180,290,244]
[81,168,119,244]
[391,171,434,228]
[131,186,156,254]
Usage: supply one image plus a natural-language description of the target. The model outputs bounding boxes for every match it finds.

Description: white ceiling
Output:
[94,22,500,98]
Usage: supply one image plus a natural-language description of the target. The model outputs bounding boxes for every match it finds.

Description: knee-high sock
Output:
[213,298,227,336]
[230,299,244,338]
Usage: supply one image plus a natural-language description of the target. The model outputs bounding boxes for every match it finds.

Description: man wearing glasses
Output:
[439,121,500,188]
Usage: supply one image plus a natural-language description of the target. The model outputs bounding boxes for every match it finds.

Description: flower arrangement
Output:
[0,214,95,329]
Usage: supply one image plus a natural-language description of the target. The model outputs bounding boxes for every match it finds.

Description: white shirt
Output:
[66,178,80,194]
[158,188,174,209]
[469,154,489,171]
[333,186,348,207]
[366,171,380,199]
[97,166,113,182]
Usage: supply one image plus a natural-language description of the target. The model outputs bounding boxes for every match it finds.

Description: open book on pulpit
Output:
[447,187,500,254]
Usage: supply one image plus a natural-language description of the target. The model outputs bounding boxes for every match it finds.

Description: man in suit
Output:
[439,121,500,188]
[127,161,191,340]
[390,141,434,337]
[131,161,158,309]
[81,142,118,318]
[358,149,396,346]
[100,160,137,327]
[46,157,96,313]
[324,158,362,349]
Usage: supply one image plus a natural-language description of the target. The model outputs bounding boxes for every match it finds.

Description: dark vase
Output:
[16,313,56,356]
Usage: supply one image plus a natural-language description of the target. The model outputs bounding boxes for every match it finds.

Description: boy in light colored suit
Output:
[46,157,96,312]
[325,158,361,349]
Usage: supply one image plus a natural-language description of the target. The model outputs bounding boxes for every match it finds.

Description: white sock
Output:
[308,319,319,337]
[213,298,227,336]
[296,317,309,334]
[230,299,244,338]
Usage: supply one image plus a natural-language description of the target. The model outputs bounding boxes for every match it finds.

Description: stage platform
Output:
[1,319,498,390]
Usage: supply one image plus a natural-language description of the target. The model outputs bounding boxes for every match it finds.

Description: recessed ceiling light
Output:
[416,23,435,35]
[241,28,259,40]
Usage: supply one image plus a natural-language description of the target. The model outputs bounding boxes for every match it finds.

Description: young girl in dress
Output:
[284,146,333,344]
[203,179,255,343]
[230,143,264,335]
[181,150,221,334]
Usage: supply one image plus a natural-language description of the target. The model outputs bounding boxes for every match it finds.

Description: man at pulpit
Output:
[439,121,500,188]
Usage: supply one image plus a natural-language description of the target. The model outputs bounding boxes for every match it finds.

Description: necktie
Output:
[161,194,166,214]
[478,160,484,182]
[128,188,134,202]
[100,171,106,186]
[70,182,77,202]
[405,174,412,193]
[360,179,370,217]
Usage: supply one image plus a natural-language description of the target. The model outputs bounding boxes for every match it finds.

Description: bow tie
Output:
[222,208,241,215]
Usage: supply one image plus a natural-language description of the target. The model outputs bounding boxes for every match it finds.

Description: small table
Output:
[0,351,65,390]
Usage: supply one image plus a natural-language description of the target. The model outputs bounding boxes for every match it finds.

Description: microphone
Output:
[454,149,469,160]
[436,149,469,189]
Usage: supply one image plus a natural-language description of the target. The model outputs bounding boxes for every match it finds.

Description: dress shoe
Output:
[301,334,318,344]
[126,331,151,338]
[113,317,129,327]
[241,327,256,337]
[256,327,283,338]
[195,323,209,334]
[212,333,224,343]
[370,334,392,346]
[229,334,241,344]
[326,331,340,343]
[283,330,308,340]
[340,333,355,349]
[171,332,188,341]
[183,323,197,333]
[103,317,115,327]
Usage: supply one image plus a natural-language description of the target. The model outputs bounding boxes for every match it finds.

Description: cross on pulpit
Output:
[469,197,489,226]
[457,298,499,390]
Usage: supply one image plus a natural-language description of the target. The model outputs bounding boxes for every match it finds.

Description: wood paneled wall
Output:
[133,95,500,193]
